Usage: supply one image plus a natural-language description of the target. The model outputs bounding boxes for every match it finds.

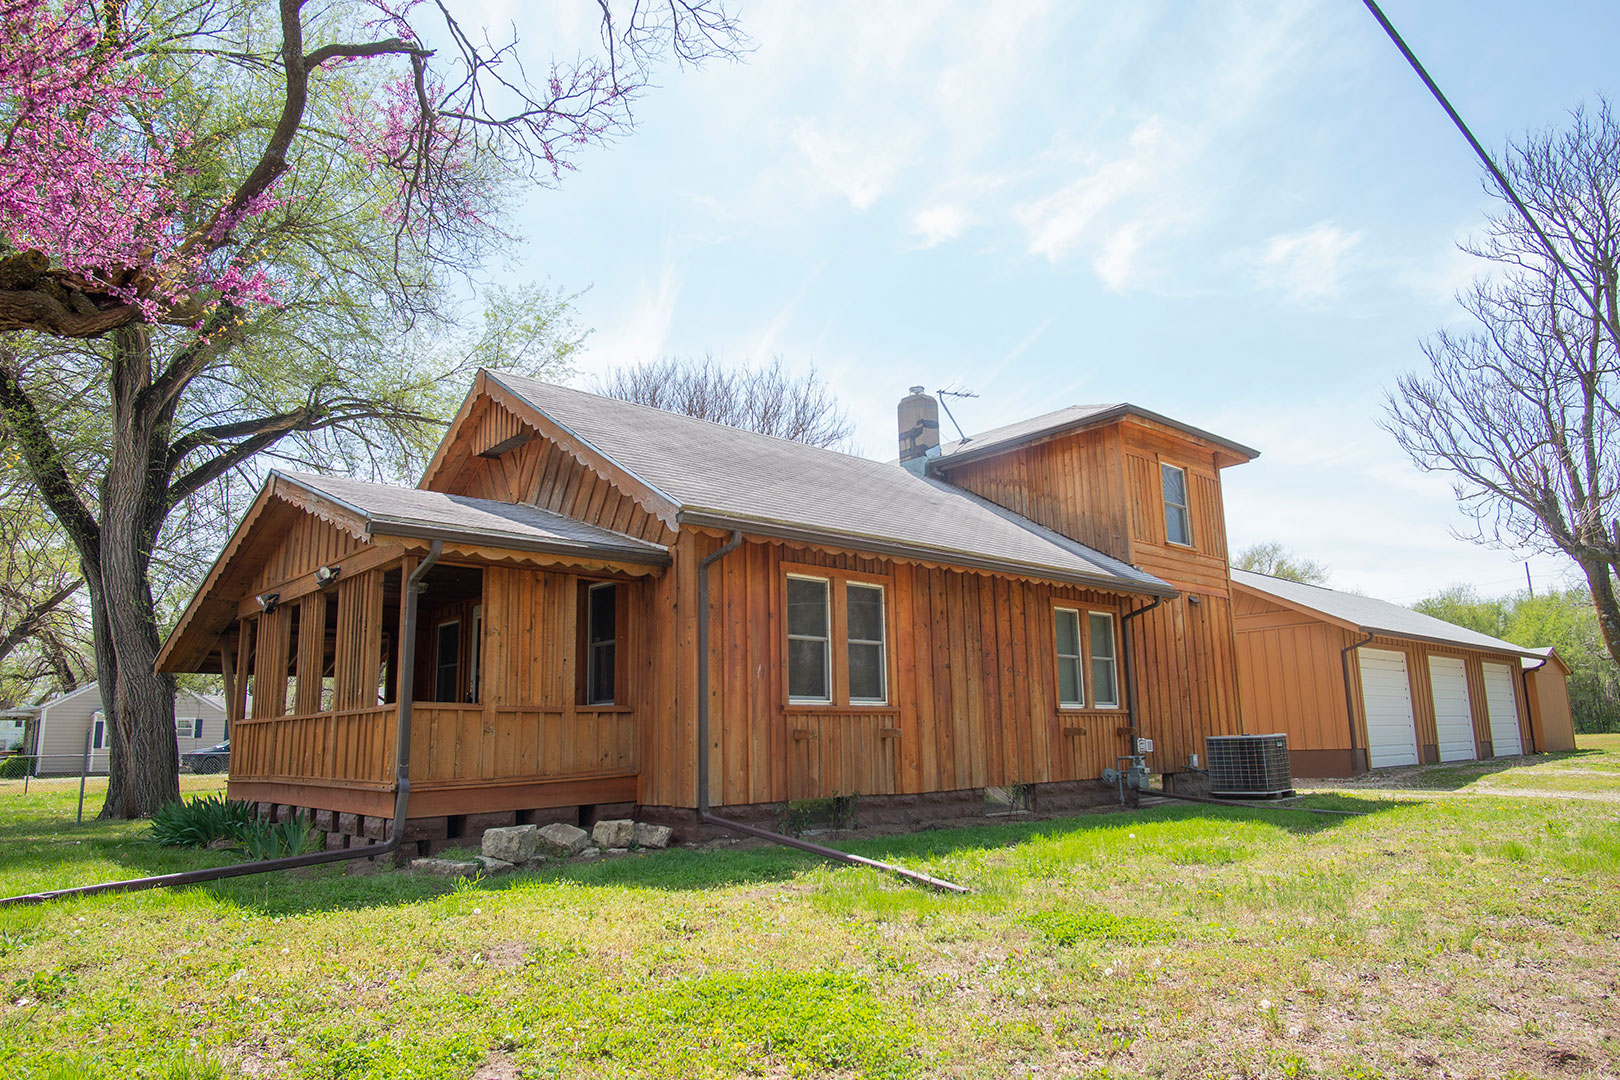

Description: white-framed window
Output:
[1088,612,1120,709]
[846,582,888,705]
[1054,608,1085,708]
[434,619,460,702]
[91,716,106,750]
[1161,463,1191,547]
[176,717,204,740]
[585,584,617,705]
[786,575,832,704]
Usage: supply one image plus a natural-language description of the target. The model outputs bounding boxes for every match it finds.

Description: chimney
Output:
[897,386,940,465]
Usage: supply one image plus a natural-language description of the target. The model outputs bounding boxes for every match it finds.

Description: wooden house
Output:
[156,372,1258,849]
[1522,648,1578,753]
[1232,569,1555,776]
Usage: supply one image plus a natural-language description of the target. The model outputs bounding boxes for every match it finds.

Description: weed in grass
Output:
[1027,906,1175,947]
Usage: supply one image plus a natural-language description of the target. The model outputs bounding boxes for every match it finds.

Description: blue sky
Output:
[485,0,1616,603]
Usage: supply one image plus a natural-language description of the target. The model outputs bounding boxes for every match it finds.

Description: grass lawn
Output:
[1,741,1617,1079]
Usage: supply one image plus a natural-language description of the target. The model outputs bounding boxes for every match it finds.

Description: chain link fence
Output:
[1,746,229,823]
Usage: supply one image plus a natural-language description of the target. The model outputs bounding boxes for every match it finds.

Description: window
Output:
[176,717,204,740]
[1089,612,1119,708]
[91,716,106,750]
[1054,608,1085,708]
[1161,463,1191,546]
[434,620,460,702]
[787,576,832,703]
[846,583,887,704]
[586,584,616,705]
[469,605,483,704]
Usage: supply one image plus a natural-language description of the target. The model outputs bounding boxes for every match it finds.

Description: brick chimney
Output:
[897,386,940,465]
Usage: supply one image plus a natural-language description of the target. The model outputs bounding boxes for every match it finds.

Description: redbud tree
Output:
[0,0,743,816]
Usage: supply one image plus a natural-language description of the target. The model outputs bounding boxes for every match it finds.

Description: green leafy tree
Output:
[1412,584,1511,639]
[1233,542,1330,585]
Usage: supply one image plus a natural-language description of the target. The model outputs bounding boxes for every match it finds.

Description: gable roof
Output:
[1231,569,1540,658]
[276,471,669,565]
[932,403,1260,468]
[484,371,1175,596]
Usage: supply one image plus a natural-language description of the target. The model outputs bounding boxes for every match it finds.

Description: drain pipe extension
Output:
[1,541,444,906]
[692,530,967,895]
[1519,657,1542,755]
[1339,630,1375,771]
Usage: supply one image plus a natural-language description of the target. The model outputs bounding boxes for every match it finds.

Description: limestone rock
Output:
[476,856,516,875]
[605,847,630,857]
[632,822,673,849]
[592,819,635,848]
[520,855,551,871]
[481,824,539,863]
[409,857,480,878]
[536,821,590,857]
[574,848,602,862]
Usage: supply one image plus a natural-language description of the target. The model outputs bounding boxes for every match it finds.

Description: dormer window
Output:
[1161,463,1191,547]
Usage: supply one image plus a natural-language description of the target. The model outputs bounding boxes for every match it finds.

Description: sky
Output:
[476,0,1617,604]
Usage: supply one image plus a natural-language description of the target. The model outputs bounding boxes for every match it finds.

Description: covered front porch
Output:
[157,471,670,832]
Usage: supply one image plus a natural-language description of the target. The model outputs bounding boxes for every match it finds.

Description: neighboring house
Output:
[1522,647,1578,753]
[1232,570,1556,776]
[155,371,1258,849]
[5,683,226,776]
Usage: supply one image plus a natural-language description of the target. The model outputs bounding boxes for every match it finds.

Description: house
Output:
[1232,569,1556,776]
[1522,647,1578,753]
[6,683,226,776]
[154,371,1258,850]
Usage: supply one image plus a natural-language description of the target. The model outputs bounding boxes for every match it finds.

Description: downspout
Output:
[1519,658,1543,755]
[1,541,444,906]
[1339,629,1375,772]
[1119,596,1164,746]
[692,530,966,894]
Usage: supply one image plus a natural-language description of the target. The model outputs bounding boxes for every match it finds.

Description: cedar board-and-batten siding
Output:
[640,531,1150,810]
[34,685,224,775]
[1524,660,1578,753]
[938,419,1244,773]
[1232,589,1534,776]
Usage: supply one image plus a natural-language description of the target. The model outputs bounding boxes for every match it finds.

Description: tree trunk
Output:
[95,326,179,818]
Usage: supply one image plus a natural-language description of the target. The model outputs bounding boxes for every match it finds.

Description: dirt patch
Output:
[471,1051,519,1079]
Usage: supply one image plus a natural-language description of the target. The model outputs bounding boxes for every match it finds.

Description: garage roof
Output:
[1231,569,1542,659]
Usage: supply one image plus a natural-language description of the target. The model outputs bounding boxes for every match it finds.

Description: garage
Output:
[1359,648,1420,767]
[1481,661,1523,756]
[1427,656,1477,762]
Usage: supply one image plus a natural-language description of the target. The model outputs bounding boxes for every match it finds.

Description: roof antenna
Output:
[936,387,978,445]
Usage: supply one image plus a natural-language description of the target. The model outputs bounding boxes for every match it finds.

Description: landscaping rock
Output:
[574,848,602,862]
[475,856,516,875]
[481,824,539,863]
[409,857,480,878]
[605,847,630,857]
[521,855,551,870]
[632,822,673,849]
[592,819,635,848]
[536,821,590,857]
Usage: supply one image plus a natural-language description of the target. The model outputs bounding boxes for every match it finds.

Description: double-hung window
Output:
[586,583,617,705]
[1054,608,1085,708]
[787,576,832,703]
[846,583,887,704]
[1161,463,1191,547]
[1088,612,1119,708]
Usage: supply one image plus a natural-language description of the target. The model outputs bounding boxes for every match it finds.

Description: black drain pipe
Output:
[1143,789,1366,817]
[692,530,967,895]
[1119,595,1164,750]
[1,541,444,906]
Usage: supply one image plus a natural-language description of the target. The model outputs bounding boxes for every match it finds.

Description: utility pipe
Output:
[0,541,444,906]
[1339,630,1375,773]
[692,529,967,894]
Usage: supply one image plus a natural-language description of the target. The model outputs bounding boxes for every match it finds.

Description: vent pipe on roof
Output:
[897,386,940,465]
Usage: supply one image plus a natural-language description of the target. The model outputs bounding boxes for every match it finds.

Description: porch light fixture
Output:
[314,564,342,587]
[256,592,279,613]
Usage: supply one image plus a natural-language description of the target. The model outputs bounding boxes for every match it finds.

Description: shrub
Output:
[237,811,314,860]
[0,755,35,779]
[148,794,257,847]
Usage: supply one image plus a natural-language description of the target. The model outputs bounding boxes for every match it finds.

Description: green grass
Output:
[1,743,1618,1078]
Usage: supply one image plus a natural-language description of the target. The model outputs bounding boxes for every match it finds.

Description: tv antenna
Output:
[936,387,979,444]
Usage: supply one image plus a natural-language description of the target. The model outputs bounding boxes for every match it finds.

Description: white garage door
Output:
[1427,656,1477,762]
[1359,648,1420,768]
[1481,661,1523,756]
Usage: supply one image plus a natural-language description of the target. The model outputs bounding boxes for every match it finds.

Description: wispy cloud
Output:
[910,204,974,247]
[1249,221,1365,303]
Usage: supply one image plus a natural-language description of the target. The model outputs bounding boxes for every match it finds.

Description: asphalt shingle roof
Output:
[486,372,1174,596]
[933,403,1260,464]
[1231,568,1539,658]
[278,471,669,563]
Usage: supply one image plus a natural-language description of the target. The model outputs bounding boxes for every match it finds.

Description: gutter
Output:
[1339,630,1375,769]
[677,510,1176,599]
[0,542,445,906]
[1119,596,1164,748]
[371,520,670,566]
[692,530,968,895]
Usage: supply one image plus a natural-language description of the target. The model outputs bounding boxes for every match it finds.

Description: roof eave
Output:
[369,520,671,567]
[931,404,1259,471]
[678,509,1177,597]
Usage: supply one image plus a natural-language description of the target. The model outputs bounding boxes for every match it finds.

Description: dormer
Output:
[914,394,1257,590]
